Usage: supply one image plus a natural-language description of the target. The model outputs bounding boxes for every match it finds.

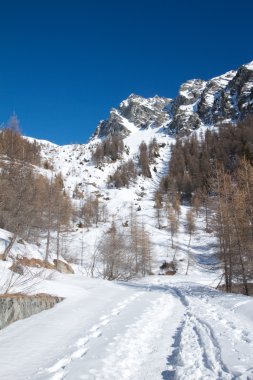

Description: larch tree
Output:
[167,205,178,249]
[154,190,163,229]
[185,209,195,275]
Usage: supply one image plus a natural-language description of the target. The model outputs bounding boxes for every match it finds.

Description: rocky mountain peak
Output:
[93,60,253,140]
[179,79,207,103]
[168,61,253,134]
[94,94,172,139]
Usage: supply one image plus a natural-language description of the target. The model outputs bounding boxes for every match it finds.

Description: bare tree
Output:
[185,209,195,275]
[154,190,163,229]
[43,174,72,263]
[167,206,178,249]
[99,221,127,280]
[81,194,107,227]
[139,222,152,276]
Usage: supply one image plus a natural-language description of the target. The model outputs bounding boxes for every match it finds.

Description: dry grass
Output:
[17,257,55,270]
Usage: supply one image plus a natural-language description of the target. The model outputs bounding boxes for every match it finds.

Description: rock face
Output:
[165,62,253,134]
[93,61,253,139]
[94,94,172,138]
[0,293,63,330]
[96,109,131,138]
[119,94,171,129]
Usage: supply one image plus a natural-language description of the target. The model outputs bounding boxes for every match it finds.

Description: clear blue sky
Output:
[0,0,252,145]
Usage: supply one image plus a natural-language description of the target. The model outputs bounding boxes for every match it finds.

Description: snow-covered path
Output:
[1,276,253,380]
[30,280,184,380]
[162,283,253,380]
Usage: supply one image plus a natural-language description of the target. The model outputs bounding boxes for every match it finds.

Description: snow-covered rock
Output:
[94,93,172,138]
[169,61,253,134]
[93,60,253,139]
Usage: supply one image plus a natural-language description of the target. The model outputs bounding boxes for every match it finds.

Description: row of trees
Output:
[0,115,41,165]
[160,117,253,200]
[213,160,253,295]
[157,116,253,294]
[0,160,72,260]
[0,121,72,262]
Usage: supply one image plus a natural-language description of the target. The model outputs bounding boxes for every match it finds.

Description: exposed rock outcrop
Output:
[94,94,172,138]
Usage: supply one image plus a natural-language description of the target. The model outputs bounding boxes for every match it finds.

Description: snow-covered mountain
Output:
[23,59,252,268]
[28,61,252,211]
[94,94,172,138]
[92,60,253,139]
[1,60,253,380]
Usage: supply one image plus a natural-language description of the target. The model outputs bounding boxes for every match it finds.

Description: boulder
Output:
[53,259,74,274]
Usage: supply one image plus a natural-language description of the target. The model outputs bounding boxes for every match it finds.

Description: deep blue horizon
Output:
[0,0,252,145]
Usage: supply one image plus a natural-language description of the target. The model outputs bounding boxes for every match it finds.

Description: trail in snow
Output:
[33,287,183,380]
[163,284,253,380]
[35,292,147,380]
[1,273,253,380]
[21,280,253,380]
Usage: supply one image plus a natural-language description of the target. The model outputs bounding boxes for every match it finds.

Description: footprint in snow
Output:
[76,336,89,347]
[111,309,121,316]
[71,347,88,360]
[90,329,102,338]
[47,357,71,373]
[100,314,110,321]
[89,324,100,333]
[100,318,111,326]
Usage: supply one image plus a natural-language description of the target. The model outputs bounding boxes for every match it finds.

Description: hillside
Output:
[0,60,253,379]
[22,60,252,274]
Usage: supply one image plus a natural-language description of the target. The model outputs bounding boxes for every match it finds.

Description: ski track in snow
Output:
[165,310,231,379]
[163,285,253,380]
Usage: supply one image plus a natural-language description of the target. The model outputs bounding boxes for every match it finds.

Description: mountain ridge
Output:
[92,60,253,141]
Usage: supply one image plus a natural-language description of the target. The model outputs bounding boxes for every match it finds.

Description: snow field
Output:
[2,106,253,380]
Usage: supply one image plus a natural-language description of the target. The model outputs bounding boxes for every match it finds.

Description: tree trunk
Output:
[185,233,191,275]
[45,227,51,263]
[2,235,16,261]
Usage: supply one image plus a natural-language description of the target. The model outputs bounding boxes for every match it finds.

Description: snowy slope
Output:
[25,118,177,268]
[0,273,253,380]
[1,60,253,380]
